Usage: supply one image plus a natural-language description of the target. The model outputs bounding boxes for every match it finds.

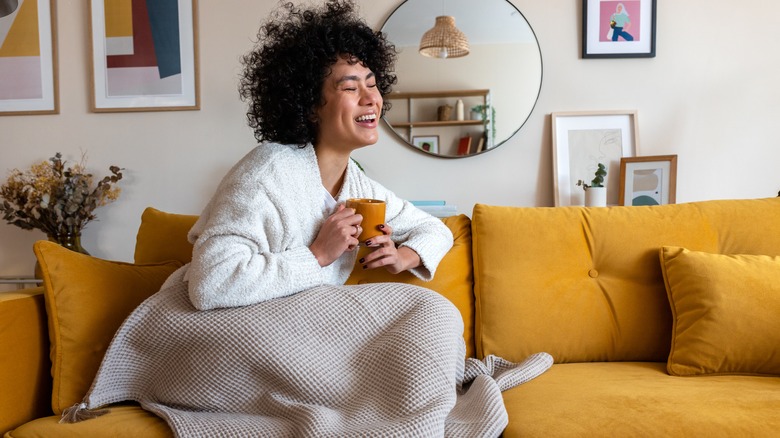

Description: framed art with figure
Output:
[412,135,439,154]
[551,110,638,207]
[582,0,657,58]
[0,0,58,115]
[88,0,199,112]
[619,155,677,206]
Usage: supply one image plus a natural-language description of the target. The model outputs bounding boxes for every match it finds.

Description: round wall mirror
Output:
[381,0,543,158]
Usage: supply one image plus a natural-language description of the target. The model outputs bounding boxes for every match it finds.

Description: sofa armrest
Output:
[0,288,53,433]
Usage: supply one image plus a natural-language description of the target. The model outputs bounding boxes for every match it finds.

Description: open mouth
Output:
[355,114,377,123]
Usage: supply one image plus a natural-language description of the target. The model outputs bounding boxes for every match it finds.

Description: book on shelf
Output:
[456,136,472,155]
[475,133,486,153]
[410,200,446,206]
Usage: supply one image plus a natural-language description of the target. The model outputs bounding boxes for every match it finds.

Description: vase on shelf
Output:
[34,232,90,279]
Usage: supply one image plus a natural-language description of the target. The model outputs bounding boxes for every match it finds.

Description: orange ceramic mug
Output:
[346,198,386,243]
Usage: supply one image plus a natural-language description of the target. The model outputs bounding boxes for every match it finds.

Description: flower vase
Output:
[34,233,90,279]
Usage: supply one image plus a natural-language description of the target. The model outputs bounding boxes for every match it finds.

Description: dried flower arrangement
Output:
[0,153,123,237]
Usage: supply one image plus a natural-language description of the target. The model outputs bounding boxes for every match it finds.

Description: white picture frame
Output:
[551,110,639,206]
[412,135,439,154]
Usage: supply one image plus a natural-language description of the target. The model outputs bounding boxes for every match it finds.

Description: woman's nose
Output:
[360,87,380,105]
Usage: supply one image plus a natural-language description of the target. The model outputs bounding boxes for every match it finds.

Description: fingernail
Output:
[365,240,372,246]
[359,258,365,263]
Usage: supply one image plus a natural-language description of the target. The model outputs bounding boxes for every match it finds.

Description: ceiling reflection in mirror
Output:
[381,0,542,157]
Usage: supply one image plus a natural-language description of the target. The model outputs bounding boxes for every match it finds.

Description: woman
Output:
[63,2,550,435]
[184,0,453,310]
[610,3,634,41]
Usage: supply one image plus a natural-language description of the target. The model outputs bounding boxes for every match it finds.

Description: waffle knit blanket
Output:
[68,273,552,437]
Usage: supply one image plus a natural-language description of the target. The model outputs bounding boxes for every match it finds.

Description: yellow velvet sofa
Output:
[3,198,780,437]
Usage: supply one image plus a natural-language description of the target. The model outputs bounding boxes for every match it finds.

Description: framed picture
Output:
[552,110,638,206]
[412,135,439,154]
[88,0,199,112]
[0,0,58,115]
[582,0,657,58]
[618,155,677,206]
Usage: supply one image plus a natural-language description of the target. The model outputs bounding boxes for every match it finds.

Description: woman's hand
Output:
[359,223,421,274]
[309,204,362,267]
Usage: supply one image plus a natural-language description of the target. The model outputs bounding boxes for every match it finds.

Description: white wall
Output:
[2,0,779,280]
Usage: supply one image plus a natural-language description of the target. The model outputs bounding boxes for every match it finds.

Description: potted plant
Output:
[0,152,124,253]
[577,163,607,207]
[470,104,496,144]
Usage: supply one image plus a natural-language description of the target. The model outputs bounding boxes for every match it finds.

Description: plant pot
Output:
[585,187,607,207]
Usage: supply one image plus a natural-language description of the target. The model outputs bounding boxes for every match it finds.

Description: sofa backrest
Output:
[134,207,477,357]
[471,198,780,363]
[134,207,199,265]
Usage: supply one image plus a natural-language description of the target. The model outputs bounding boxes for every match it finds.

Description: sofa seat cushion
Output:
[5,404,171,438]
[502,362,780,437]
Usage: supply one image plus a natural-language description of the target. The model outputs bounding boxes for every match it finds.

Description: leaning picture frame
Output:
[582,0,657,58]
[412,135,439,154]
[551,110,639,207]
[88,0,199,112]
[0,0,58,115]
[619,155,677,206]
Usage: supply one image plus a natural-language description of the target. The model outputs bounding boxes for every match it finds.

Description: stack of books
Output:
[410,200,458,218]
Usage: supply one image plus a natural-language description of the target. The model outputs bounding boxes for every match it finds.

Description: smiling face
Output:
[314,56,383,154]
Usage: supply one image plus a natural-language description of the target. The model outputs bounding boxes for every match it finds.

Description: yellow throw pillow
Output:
[660,246,780,377]
[134,207,198,265]
[33,241,182,414]
[345,215,475,357]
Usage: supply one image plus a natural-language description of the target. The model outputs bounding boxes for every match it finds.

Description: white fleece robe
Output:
[182,143,454,310]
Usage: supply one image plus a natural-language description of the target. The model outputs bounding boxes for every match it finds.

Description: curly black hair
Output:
[238,0,397,145]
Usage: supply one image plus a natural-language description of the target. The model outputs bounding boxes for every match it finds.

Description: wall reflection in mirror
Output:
[381,0,542,158]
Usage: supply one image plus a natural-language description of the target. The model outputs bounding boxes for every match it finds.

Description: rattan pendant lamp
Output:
[419,11,469,59]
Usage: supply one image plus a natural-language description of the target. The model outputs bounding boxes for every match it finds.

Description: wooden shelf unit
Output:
[384,89,494,152]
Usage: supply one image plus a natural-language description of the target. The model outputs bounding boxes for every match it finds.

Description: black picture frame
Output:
[582,0,657,59]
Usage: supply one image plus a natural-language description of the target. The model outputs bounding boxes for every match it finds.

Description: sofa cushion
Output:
[346,214,475,357]
[0,289,51,433]
[501,362,780,437]
[134,207,198,265]
[472,203,726,363]
[660,246,780,377]
[33,241,181,415]
[6,404,171,437]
